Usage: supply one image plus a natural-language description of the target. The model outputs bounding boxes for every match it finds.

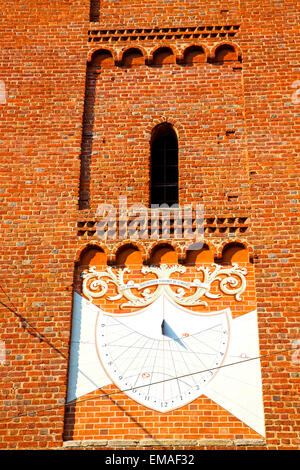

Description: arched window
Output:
[150,123,179,206]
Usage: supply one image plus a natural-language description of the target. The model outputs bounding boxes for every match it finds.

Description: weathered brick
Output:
[0,0,298,451]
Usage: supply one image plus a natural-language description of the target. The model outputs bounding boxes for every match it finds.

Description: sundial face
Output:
[68,264,265,435]
[95,294,230,412]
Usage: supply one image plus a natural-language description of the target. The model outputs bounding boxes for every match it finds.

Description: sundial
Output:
[68,263,266,436]
[95,294,230,412]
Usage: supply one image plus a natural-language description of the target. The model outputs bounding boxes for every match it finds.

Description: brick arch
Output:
[88,47,117,66]
[181,44,208,64]
[184,240,217,265]
[112,241,146,264]
[149,45,178,65]
[75,242,109,264]
[150,120,178,142]
[217,239,253,259]
[75,243,108,267]
[114,243,144,267]
[148,241,183,265]
[210,41,241,62]
[219,241,250,264]
[119,46,147,66]
[74,244,108,293]
[145,116,185,141]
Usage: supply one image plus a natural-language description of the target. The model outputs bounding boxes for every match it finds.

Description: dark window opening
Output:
[90,0,100,22]
[150,124,179,206]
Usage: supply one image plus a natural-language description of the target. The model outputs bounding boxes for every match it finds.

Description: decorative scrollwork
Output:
[82,263,247,309]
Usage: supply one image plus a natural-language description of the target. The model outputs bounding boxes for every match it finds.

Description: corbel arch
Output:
[88,48,116,67]
[211,42,241,63]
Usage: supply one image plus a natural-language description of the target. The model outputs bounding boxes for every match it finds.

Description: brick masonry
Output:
[0,0,299,450]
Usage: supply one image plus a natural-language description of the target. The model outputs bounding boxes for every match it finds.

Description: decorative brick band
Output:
[77,215,250,239]
[88,25,240,44]
[63,438,266,449]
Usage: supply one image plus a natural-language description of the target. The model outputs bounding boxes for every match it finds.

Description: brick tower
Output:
[0,1,299,450]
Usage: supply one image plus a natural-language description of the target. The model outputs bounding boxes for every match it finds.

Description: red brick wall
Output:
[64,388,261,442]
[238,0,300,449]
[85,57,249,213]
[64,255,260,442]
[0,0,299,450]
[97,0,241,28]
[0,0,90,449]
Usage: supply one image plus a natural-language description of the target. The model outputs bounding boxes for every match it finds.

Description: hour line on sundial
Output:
[96,298,229,413]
